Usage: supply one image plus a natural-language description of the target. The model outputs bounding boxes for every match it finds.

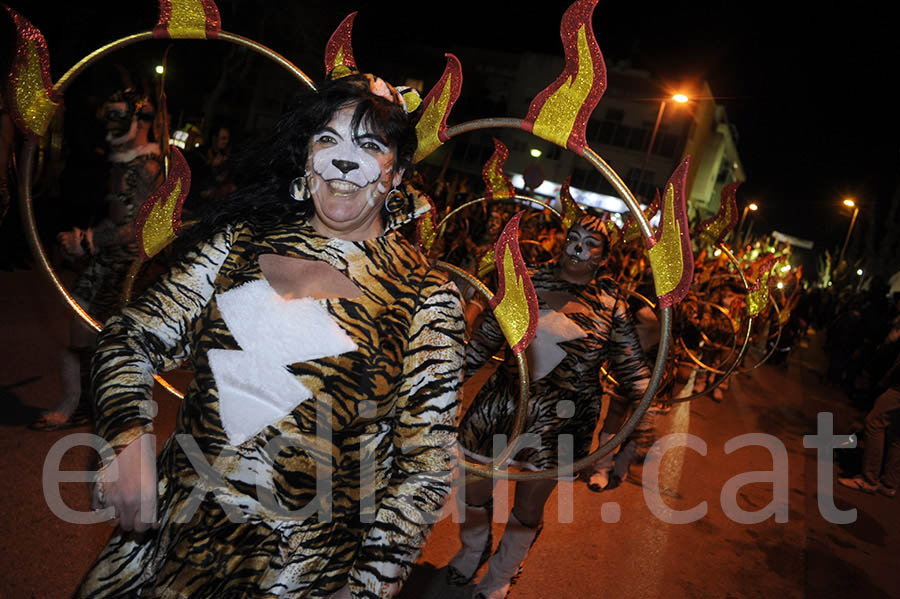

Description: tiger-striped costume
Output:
[458,265,650,471]
[78,205,465,598]
[72,145,163,324]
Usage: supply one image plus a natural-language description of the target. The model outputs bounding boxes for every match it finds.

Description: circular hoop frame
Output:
[437,119,671,481]
[19,31,315,400]
[666,243,753,405]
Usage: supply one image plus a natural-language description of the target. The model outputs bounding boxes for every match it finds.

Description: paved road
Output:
[1,266,897,598]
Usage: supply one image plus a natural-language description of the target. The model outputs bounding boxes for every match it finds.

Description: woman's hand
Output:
[93,433,159,532]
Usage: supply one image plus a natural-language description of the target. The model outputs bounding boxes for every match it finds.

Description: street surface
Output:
[1,266,898,598]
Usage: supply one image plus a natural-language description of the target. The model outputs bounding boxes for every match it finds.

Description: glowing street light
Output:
[839,197,860,266]
[154,64,165,75]
[737,201,759,247]
[529,148,542,158]
[857,268,864,276]
[635,92,690,200]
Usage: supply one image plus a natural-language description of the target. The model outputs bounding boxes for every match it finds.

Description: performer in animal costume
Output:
[448,213,651,599]
[32,88,163,430]
[79,73,465,598]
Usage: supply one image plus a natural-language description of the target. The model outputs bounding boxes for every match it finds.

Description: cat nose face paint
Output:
[306,103,403,236]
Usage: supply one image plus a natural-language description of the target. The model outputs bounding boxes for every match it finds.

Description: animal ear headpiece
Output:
[324,12,421,115]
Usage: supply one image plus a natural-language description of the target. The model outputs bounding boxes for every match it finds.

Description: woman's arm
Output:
[465,306,506,374]
[92,225,234,449]
[348,276,465,598]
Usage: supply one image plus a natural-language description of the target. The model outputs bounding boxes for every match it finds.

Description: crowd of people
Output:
[5,42,898,599]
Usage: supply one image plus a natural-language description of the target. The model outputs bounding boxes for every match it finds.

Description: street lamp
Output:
[635,92,689,201]
[737,201,758,247]
[838,198,859,266]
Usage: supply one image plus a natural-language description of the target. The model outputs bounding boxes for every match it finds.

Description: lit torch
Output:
[522,0,605,154]
[646,158,694,309]
[134,147,191,260]
[488,213,539,355]
[414,54,462,163]
[153,0,222,39]
[695,180,741,246]
[5,7,61,140]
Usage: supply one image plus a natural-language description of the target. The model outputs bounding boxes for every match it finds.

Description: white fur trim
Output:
[210,280,357,446]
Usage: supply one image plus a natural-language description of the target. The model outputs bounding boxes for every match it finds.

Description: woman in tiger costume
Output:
[446,214,651,599]
[78,74,465,599]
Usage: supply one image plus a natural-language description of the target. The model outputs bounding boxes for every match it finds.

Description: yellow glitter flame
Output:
[418,210,436,251]
[485,156,513,200]
[168,0,212,39]
[647,182,683,297]
[493,243,532,351]
[477,249,496,278]
[15,39,59,138]
[747,259,776,317]
[414,72,454,163]
[141,179,182,258]
[531,24,593,148]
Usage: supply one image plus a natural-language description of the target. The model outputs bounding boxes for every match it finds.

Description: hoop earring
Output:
[289,175,310,202]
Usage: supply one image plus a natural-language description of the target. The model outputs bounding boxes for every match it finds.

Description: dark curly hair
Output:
[176,74,417,251]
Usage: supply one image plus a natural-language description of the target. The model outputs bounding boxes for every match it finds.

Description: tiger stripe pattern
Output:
[459,266,651,471]
[79,215,465,599]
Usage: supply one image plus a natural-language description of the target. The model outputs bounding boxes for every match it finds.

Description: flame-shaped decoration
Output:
[477,249,496,279]
[5,7,61,140]
[482,139,516,201]
[488,213,539,355]
[134,147,191,259]
[522,0,606,154]
[415,194,438,252]
[324,12,358,80]
[413,54,462,164]
[621,190,660,244]
[696,181,741,246]
[153,0,222,39]
[604,217,621,247]
[646,158,694,309]
[747,254,777,317]
[559,176,585,230]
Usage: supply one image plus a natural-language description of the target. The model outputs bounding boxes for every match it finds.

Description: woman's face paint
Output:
[560,224,606,278]
[306,104,403,240]
[102,101,138,145]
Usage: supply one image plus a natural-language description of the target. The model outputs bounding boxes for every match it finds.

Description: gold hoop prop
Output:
[439,119,671,481]
[18,30,314,400]
[734,294,783,373]
[676,299,740,374]
[666,243,753,404]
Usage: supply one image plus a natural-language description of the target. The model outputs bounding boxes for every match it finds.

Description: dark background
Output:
[4,0,899,271]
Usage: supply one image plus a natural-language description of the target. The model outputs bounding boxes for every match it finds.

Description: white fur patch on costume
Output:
[527,309,586,381]
[209,279,357,446]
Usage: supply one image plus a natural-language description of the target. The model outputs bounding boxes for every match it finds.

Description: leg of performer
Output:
[447,476,495,585]
[472,478,554,599]
[31,319,95,430]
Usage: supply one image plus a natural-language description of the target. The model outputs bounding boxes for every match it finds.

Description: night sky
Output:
[6,1,899,262]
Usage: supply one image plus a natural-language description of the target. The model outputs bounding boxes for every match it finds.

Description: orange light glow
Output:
[672,93,689,103]
[843,198,855,208]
